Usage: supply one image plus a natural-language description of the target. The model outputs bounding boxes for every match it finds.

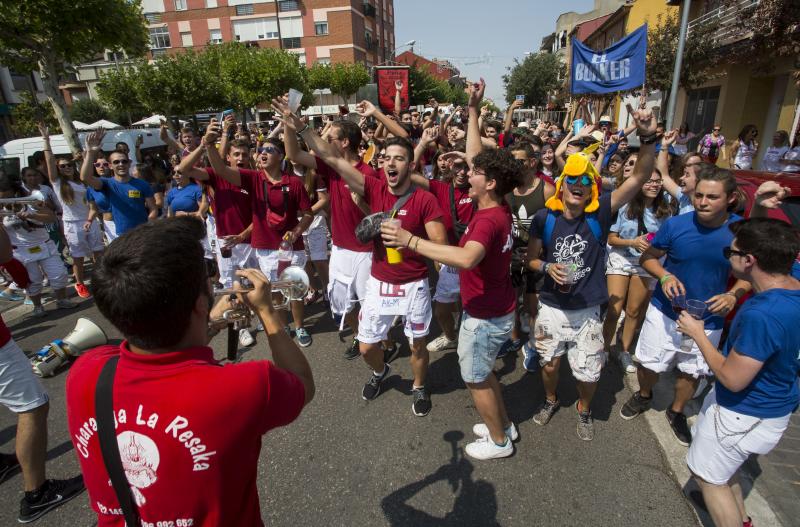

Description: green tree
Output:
[10,92,59,138]
[502,52,564,106]
[407,66,466,106]
[96,65,148,123]
[69,98,109,124]
[329,62,370,104]
[0,0,149,155]
[307,63,332,91]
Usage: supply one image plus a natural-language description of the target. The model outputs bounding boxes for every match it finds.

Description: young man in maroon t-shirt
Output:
[275,97,448,416]
[193,126,315,347]
[382,80,522,459]
[66,217,314,526]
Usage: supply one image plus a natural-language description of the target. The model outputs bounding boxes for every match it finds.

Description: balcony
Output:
[363,2,376,18]
[687,0,759,47]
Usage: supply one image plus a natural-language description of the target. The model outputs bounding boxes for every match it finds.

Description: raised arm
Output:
[414,127,438,171]
[38,124,58,184]
[202,121,241,187]
[749,180,792,218]
[466,78,486,167]
[80,129,105,191]
[504,98,523,136]
[159,121,182,154]
[394,80,403,117]
[611,105,657,212]
[356,100,408,139]
[658,129,682,199]
[281,112,318,170]
[175,139,211,181]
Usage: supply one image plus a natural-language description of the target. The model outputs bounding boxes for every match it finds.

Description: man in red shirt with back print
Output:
[66,217,314,526]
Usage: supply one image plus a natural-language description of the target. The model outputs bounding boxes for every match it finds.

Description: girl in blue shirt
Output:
[603,168,676,372]
[166,170,204,218]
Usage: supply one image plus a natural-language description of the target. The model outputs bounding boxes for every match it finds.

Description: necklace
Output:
[712,404,761,449]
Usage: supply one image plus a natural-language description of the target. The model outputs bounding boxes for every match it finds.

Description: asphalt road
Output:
[0,297,699,526]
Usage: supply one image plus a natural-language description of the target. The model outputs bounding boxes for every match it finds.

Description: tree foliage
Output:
[646,12,718,94]
[10,93,59,138]
[728,0,800,72]
[307,63,333,91]
[0,0,149,153]
[328,62,370,103]
[69,98,110,124]
[408,66,467,106]
[502,52,564,106]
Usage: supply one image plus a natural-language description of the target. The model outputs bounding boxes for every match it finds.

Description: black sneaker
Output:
[411,387,432,417]
[344,338,360,360]
[362,364,391,401]
[383,342,400,364]
[620,392,652,420]
[0,453,19,484]
[666,408,692,446]
[18,476,85,523]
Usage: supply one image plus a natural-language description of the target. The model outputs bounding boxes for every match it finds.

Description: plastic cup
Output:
[671,294,687,315]
[679,299,707,352]
[288,88,303,113]
[383,218,403,264]
[558,263,578,293]
[573,118,585,135]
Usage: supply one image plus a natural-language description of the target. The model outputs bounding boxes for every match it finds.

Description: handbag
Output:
[355,186,417,244]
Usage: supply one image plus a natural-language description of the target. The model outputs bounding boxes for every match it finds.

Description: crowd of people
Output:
[0,78,797,527]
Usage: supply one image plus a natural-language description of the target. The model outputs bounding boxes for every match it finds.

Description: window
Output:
[144,12,162,24]
[235,4,254,16]
[174,0,187,10]
[233,18,279,41]
[282,37,301,49]
[106,51,126,62]
[295,53,306,65]
[205,0,218,7]
[180,32,193,47]
[278,0,299,11]
[315,22,328,36]
[149,26,171,49]
[316,57,331,65]
[9,71,32,92]
[209,29,223,44]
[280,16,303,38]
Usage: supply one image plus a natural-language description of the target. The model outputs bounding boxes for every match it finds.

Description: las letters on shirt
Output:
[571,24,647,95]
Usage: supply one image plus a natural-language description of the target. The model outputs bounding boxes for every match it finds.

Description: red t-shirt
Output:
[0,317,9,348]
[427,179,474,243]
[205,168,252,238]
[459,206,516,319]
[66,343,305,527]
[314,156,379,252]
[363,176,443,284]
[239,169,311,250]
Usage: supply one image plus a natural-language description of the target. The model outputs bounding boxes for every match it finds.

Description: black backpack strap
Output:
[390,185,417,216]
[282,184,289,214]
[449,184,458,225]
[95,356,140,527]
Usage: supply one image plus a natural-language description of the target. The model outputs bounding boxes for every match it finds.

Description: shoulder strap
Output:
[586,213,603,243]
[95,356,140,527]
[449,184,458,223]
[542,210,558,249]
[390,185,417,215]
[282,184,289,213]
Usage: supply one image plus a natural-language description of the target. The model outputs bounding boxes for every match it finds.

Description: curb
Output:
[623,369,784,527]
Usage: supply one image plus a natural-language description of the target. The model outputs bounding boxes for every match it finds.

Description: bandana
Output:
[545,142,601,213]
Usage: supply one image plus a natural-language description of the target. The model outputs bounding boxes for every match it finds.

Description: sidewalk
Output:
[624,367,793,527]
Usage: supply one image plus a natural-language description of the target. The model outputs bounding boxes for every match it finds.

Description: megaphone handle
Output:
[226,324,237,362]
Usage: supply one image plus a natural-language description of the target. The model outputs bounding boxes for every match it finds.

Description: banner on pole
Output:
[375,66,410,113]
[570,24,647,95]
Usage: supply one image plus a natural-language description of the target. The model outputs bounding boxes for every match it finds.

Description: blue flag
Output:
[571,24,647,95]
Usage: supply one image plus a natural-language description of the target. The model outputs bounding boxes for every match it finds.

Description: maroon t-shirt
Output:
[459,206,516,319]
[205,168,252,238]
[363,176,443,284]
[314,156,379,252]
[427,179,474,243]
[239,169,311,250]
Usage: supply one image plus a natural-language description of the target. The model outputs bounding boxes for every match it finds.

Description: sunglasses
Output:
[111,159,130,165]
[58,164,73,169]
[93,162,110,168]
[713,128,721,132]
[723,246,747,259]
[258,146,280,155]
[599,122,611,127]
[565,175,593,186]
[644,178,663,186]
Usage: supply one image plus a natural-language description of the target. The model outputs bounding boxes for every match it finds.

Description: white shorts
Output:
[327,245,372,316]
[64,220,104,258]
[303,223,329,262]
[0,339,49,413]
[606,249,649,278]
[358,276,432,343]
[635,304,722,378]
[687,388,790,485]
[255,248,307,281]
[14,241,68,296]
[532,303,606,383]
[102,220,117,243]
[216,243,257,289]
[432,264,460,303]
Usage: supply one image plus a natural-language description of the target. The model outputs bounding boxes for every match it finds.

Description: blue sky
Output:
[394,0,594,106]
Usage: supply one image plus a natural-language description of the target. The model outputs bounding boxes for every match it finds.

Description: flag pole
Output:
[665,0,692,129]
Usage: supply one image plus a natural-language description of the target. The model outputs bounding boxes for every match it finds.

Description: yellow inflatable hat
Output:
[545,141,601,213]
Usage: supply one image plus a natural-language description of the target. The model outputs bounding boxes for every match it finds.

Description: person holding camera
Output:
[66,217,314,526]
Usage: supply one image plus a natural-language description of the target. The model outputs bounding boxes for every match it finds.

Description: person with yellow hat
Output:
[524,105,659,441]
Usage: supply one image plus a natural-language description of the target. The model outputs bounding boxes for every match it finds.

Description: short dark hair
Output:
[509,141,535,158]
[115,141,128,150]
[332,120,362,154]
[229,138,250,151]
[696,164,738,197]
[91,217,208,349]
[730,218,800,275]
[366,122,378,131]
[472,148,524,197]
[384,136,414,161]
[399,109,411,119]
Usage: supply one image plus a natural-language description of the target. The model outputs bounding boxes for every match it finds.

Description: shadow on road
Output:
[381,431,500,527]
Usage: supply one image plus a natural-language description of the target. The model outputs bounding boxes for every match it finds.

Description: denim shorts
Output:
[457,311,514,383]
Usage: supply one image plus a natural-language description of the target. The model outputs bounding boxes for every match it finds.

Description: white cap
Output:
[517,122,530,129]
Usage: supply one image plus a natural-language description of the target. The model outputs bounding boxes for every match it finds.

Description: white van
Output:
[0,127,167,177]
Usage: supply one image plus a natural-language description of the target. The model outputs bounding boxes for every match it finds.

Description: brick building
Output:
[69,0,396,100]
[394,50,460,82]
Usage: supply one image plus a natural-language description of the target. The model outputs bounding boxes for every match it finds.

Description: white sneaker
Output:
[31,305,46,318]
[56,299,77,309]
[618,351,636,373]
[465,436,513,460]
[255,320,264,332]
[472,422,519,442]
[426,334,457,352]
[238,329,255,347]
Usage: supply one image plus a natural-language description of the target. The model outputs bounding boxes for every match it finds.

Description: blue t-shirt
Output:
[716,289,800,418]
[610,203,668,259]
[530,193,613,310]
[677,193,693,215]
[99,177,153,235]
[166,182,202,214]
[86,187,110,213]
[650,212,741,329]
[791,261,800,280]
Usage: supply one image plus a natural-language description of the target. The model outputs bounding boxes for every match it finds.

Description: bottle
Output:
[277,238,293,276]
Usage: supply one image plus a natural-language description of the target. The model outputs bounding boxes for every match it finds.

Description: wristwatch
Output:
[638,132,659,145]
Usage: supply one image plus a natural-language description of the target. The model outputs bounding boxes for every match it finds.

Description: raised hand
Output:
[135,134,144,147]
[421,126,439,145]
[203,119,221,145]
[754,181,791,210]
[270,96,304,130]
[395,80,403,91]
[467,78,485,108]
[630,106,657,136]
[86,129,106,150]
[37,123,49,139]
[355,100,378,117]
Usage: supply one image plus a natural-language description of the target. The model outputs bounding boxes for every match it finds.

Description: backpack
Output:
[541,209,603,250]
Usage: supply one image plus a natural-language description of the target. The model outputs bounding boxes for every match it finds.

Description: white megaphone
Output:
[31,318,108,377]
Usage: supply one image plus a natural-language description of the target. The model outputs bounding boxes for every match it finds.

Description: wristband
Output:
[543,263,552,275]
[297,124,310,135]
[406,236,414,248]
[659,274,673,285]
[722,291,738,299]
[414,237,421,252]
[638,132,658,145]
